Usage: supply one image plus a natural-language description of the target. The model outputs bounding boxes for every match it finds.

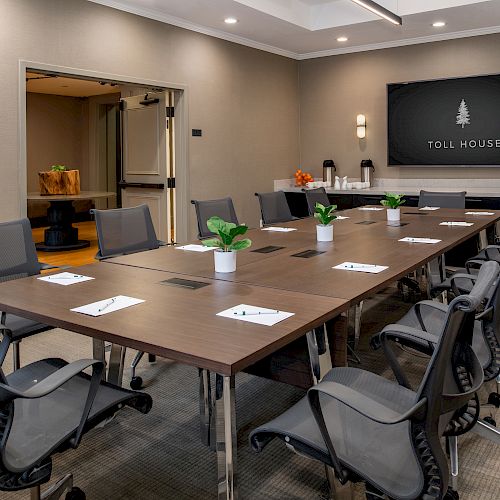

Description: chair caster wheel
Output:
[487,392,500,408]
[444,487,459,500]
[66,487,86,500]
[130,376,143,390]
[483,415,497,427]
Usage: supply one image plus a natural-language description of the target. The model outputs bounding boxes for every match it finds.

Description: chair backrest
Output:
[93,205,160,259]
[0,218,40,282]
[413,261,496,496]
[418,190,466,209]
[255,191,294,225]
[191,197,239,239]
[303,187,330,216]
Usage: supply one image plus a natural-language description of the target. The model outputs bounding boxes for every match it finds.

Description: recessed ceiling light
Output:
[337,36,348,42]
[224,17,238,24]
[432,21,446,27]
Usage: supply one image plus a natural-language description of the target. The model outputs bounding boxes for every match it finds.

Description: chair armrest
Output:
[449,273,477,295]
[157,240,168,246]
[0,359,102,403]
[39,262,59,271]
[378,324,438,351]
[308,381,427,425]
[483,245,500,261]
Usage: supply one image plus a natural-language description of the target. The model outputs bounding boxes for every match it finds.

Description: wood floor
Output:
[32,221,98,267]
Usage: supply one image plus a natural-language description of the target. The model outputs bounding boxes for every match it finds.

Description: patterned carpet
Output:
[2,285,499,500]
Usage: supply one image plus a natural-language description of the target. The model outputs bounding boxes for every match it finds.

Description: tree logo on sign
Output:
[456,99,470,128]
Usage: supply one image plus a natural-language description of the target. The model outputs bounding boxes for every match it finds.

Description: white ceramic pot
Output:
[316,224,334,242]
[214,250,237,273]
[387,208,401,222]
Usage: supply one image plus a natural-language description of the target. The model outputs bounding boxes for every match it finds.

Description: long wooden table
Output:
[1,206,499,499]
[0,263,347,500]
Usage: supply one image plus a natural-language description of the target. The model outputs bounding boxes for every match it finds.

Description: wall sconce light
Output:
[356,114,366,139]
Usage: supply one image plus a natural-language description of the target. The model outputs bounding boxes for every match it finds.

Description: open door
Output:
[120,91,176,243]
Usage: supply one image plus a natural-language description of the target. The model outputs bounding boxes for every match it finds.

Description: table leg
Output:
[479,229,488,250]
[326,313,349,368]
[36,200,90,251]
[216,374,238,500]
[199,368,216,449]
[92,339,107,381]
[107,344,126,386]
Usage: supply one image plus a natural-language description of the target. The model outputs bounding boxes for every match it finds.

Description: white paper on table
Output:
[419,206,440,211]
[38,272,95,286]
[261,227,297,232]
[358,207,384,211]
[439,221,474,227]
[333,261,388,274]
[399,237,441,244]
[335,216,350,220]
[71,295,145,317]
[465,211,495,216]
[216,303,294,326]
[176,244,215,252]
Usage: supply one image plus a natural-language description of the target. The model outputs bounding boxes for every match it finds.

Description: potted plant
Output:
[380,193,405,221]
[38,165,81,195]
[314,202,337,242]
[202,216,252,272]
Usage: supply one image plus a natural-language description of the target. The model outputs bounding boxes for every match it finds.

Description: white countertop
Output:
[275,179,500,198]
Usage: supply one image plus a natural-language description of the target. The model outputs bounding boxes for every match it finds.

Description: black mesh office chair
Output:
[302,187,330,216]
[93,205,165,389]
[255,191,297,225]
[418,190,466,209]
[0,218,56,370]
[191,197,239,239]
[0,325,152,500]
[371,261,500,495]
[250,262,493,500]
[92,204,165,260]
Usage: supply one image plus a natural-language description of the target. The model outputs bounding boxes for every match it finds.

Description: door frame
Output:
[19,60,190,242]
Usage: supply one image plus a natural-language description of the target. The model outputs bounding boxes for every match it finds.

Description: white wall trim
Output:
[18,60,190,240]
[87,1,500,61]
[87,0,297,59]
[296,25,500,60]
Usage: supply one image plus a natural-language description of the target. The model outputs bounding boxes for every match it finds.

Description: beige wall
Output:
[299,34,500,180]
[0,0,299,234]
[26,92,87,192]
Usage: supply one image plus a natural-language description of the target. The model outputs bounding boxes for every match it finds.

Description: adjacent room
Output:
[0,1,499,499]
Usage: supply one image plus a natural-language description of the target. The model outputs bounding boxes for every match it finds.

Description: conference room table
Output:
[0,205,499,499]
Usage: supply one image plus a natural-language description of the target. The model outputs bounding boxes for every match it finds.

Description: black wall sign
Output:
[388,75,500,166]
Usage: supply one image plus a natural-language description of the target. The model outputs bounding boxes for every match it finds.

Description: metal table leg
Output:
[216,374,238,500]
[107,344,126,386]
[199,368,216,449]
[307,325,333,385]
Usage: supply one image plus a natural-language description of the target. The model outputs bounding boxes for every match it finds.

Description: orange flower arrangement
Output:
[294,169,313,187]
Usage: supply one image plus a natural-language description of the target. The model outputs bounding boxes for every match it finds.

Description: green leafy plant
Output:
[314,203,337,226]
[50,165,67,172]
[380,193,405,209]
[202,217,252,252]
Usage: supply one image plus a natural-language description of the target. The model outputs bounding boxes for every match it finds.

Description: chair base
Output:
[30,474,78,500]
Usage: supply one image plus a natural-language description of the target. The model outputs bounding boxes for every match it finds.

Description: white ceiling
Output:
[88,0,500,59]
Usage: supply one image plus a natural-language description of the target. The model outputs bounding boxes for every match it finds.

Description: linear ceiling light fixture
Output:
[350,0,402,26]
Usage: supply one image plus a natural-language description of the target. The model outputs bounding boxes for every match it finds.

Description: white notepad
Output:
[217,304,294,326]
[465,211,495,216]
[261,227,297,232]
[358,207,384,211]
[71,296,145,317]
[399,237,441,244]
[38,272,95,286]
[333,262,388,274]
[419,206,440,211]
[176,244,215,252]
[439,221,474,227]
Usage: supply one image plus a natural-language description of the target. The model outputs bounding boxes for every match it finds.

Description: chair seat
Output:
[2,314,51,341]
[3,358,152,473]
[250,367,424,499]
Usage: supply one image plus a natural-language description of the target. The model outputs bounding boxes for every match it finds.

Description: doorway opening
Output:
[21,64,188,261]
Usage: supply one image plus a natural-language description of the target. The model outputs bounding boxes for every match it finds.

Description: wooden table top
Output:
[105,207,500,303]
[0,264,347,375]
[27,191,116,201]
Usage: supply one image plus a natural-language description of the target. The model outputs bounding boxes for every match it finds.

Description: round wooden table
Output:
[27,191,116,251]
